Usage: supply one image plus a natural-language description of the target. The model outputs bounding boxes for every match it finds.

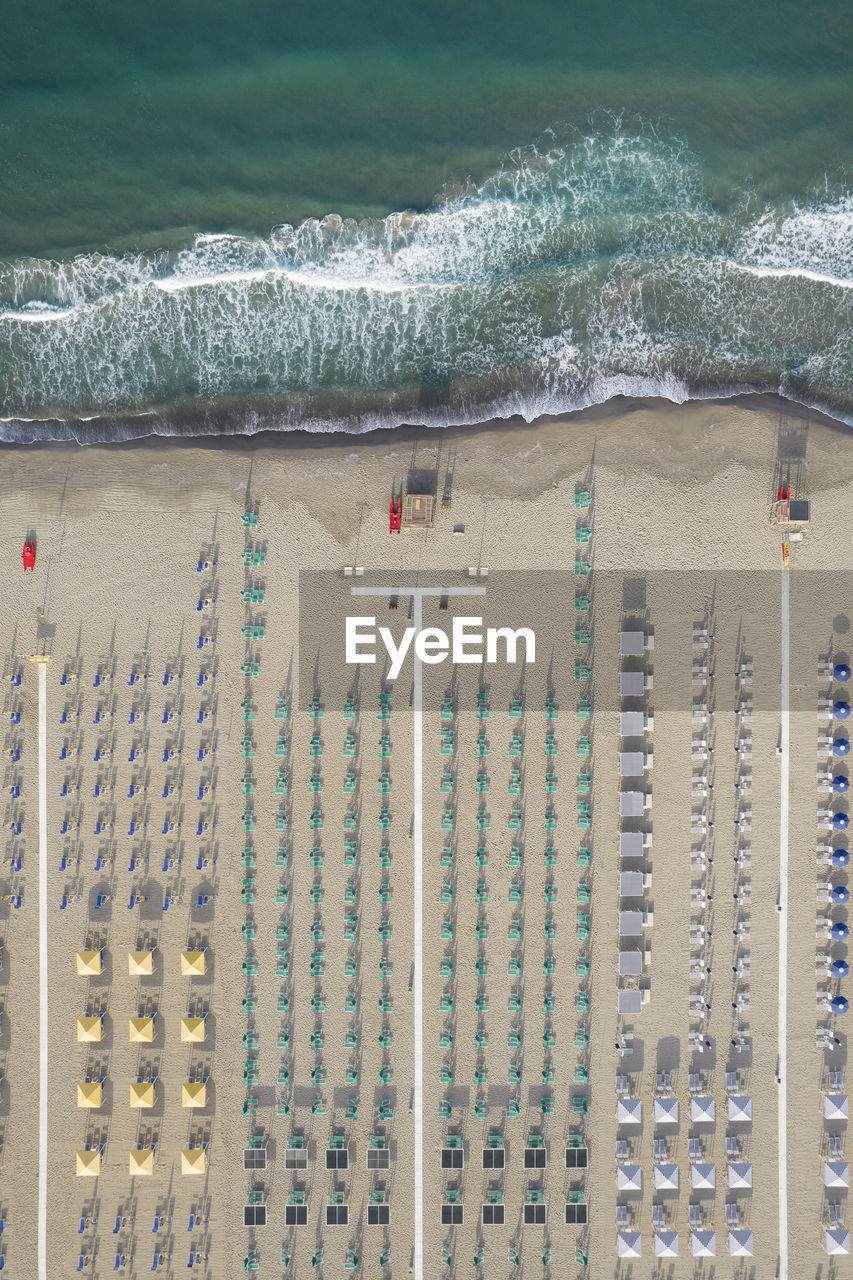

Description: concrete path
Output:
[777,569,790,1280]
[35,658,48,1280]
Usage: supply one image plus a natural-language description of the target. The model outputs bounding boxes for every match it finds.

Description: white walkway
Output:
[777,569,790,1280]
[34,657,49,1280]
[350,585,485,1280]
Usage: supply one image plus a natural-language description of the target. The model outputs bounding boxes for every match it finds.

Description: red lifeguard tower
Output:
[389,496,402,534]
[22,540,35,572]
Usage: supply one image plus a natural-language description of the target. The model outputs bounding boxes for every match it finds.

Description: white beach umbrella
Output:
[654,1231,679,1257]
[727,1094,753,1122]
[653,1163,679,1191]
[728,1229,753,1257]
[690,1095,715,1122]
[617,1098,642,1124]
[824,1093,849,1120]
[654,1096,678,1124]
[691,1230,716,1257]
[690,1162,716,1190]
[616,1231,642,1258]
[826,1228,851,1255]
[727,1162,753,1189]
[824,1160,850,1188]
[616,1164,642,1192]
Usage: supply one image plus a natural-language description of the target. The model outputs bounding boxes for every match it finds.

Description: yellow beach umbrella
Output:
[128,949,153,976]
[76,949,102,976]
[77,1081,102,1108]
[76,1148,101,1176]
[77,1015,102,1042]
[180,1016,205,1043]
[129,1080,155,1108]
[182,1081,207,1108]
[181,1147,207,1175]
[181,950,206,977]
[129,1016,154,1043]
[129,1147,154,1176]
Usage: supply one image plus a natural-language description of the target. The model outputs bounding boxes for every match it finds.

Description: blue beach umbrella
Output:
[834,813,850,831]
[835,738,851,758]
[833,849,851,867]
[832,995,849,1015]
[832,959,850,979]
[834,775,851,794]
[835,663,852,683]
[835,701,851,720]
[832,885,850,904]
[832,921,850,941]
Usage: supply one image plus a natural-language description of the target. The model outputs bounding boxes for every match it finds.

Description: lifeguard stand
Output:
[402,493,435,530]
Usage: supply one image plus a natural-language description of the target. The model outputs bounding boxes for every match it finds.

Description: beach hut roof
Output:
[654,1097,679,1123]
[617,1097,642,1124]
[727,1162,753,1189]
[825,1093,849,1120]
[826,1228,851,1255]
[181,949,206,976]
[76,1147,101,1176]
[691,1095,715,1122]
[616,1232,642,1258]
[824,1160,850,1188]
[181,1147,207,1176]
[691,1230,716,1257]
[76,1015,102,1042]
[182,1080,207,1107]
[728,1229,753,1257]
[129,1147,154,1176]
[129,1081,155,1108]
[653,1163,679,1191]
[727,1094,752,1122]
[181,1016,206,1043]
[616,1164,642,1192]
[128,949,153,976]
[129,1015,154,1043]
[76,1081,102,1109]
[654,1231,679,1258]
[690,1162,716,1190]
[76,949,102,976]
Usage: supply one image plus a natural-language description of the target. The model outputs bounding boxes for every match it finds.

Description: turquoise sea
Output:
[0,0,851,439]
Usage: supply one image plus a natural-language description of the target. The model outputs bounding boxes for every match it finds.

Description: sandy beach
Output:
[0,392,849,1279]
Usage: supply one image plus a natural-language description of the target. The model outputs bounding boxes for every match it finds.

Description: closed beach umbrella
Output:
[833,849,850,867]
[834,812,850,831]
[834,738,851,757]
[834,776,850,794]
[832,995,849,1015]
[832,959,850,978]
[836,664,852,683]
[832,921,850,940]
[832,885,850,904]
[835,701,851,720]
[182,1147,207,1175]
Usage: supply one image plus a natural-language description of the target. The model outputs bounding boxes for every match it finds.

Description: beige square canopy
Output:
[128,950,153,976]
[182,1081,206,1108]
[129,1080,155,1108]
[77,1081,103,1108]
[181,950,206,977]
[77,1015,102,1042]
[129,1147,154,1176]
[180,1016,206,1043]
[76,950,102,976]
[181,1147,207,1175]
[129,1016,155,1043]
[76,1148,101,1176]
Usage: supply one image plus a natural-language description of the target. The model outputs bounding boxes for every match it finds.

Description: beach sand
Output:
[0,392,848,1278]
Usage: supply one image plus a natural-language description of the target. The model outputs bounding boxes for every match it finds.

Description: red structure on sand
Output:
[22,540,35,571]
[389,497,401,534]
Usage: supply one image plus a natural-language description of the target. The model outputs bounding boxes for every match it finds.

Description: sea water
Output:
[0,0,850,440]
